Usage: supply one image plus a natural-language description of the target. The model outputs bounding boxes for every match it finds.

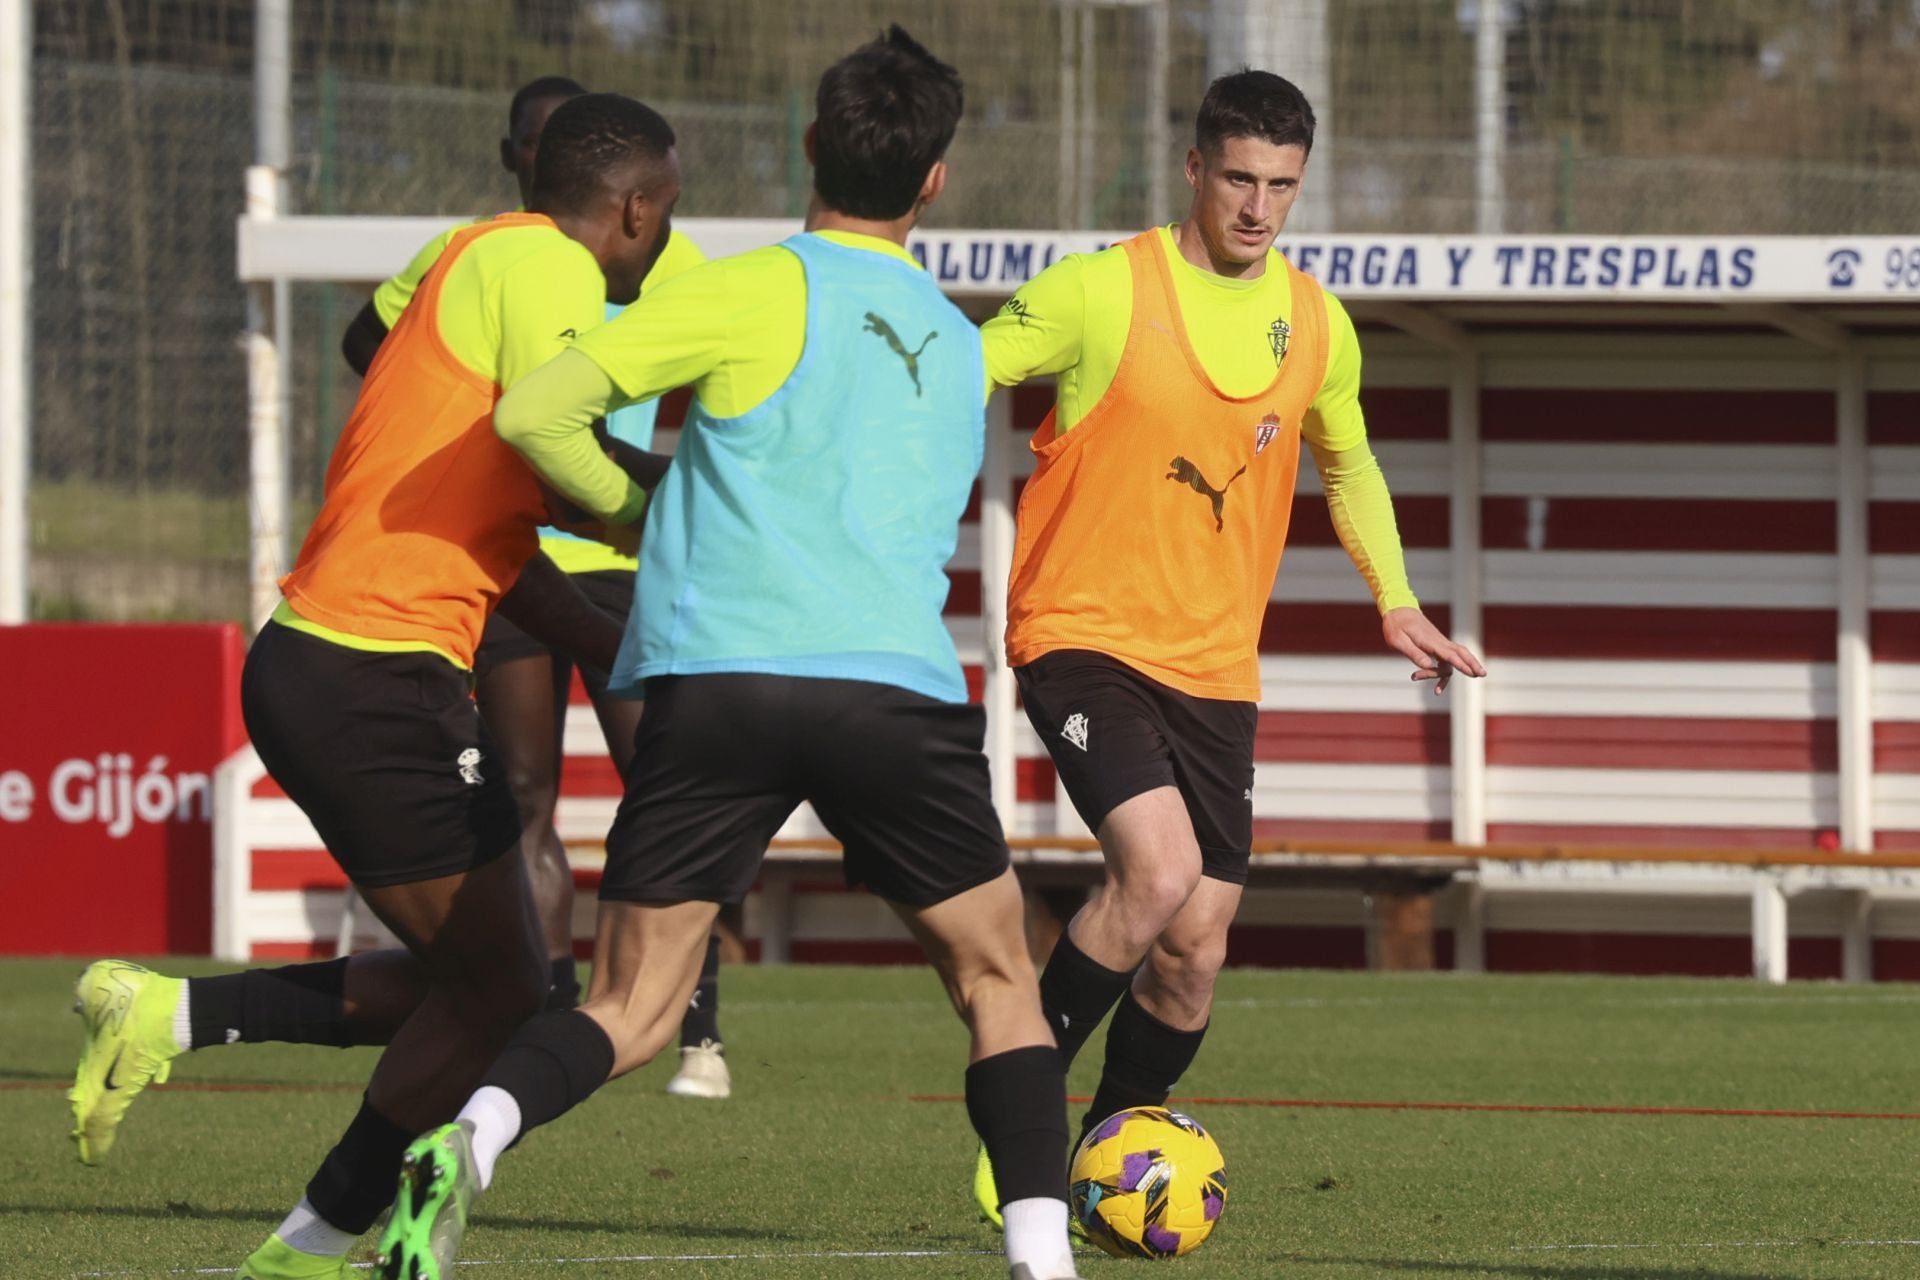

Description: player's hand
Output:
[1381,606,1485,694]
[603,519,641,558]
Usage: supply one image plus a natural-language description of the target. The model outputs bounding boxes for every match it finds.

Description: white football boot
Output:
[664,1038,731,1099]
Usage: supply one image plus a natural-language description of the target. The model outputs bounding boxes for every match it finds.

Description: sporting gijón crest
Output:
[1253,412,1281,456]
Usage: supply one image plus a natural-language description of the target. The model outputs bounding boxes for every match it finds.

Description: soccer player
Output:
[206,96,672,1280]
[372,29,1079,1280]
[345,73,732,1091]
[971,70,1486,1217]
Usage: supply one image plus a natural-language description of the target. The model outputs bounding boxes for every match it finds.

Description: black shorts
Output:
[1015,649,1257,885]
[476,567,635,684]
[598,673,1010,907]
[242,620,522,888]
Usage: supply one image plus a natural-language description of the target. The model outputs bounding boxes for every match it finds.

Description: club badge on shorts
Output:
[1254,412,1281,456]
[1061,712,1090,752]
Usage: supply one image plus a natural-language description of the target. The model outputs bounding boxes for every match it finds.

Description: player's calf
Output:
[900,871,1079,1278]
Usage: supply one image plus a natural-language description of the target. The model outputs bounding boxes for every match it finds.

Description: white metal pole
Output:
[0,0,31,623]
[981,392,1018,833]
[1836,347,1873,851]
[1750,876,1789,984]
[1449,346,1487,843]
[246,0,292,631]
[1473,0,1505,235]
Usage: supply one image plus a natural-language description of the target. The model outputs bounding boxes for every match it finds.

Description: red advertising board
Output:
[0,624,247,954]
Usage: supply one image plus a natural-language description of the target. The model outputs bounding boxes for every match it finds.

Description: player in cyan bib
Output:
[376,30,1081,1280]
[972,69,1486,1220]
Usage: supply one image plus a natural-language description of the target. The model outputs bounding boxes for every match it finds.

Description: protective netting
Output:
[25,0,1920,618]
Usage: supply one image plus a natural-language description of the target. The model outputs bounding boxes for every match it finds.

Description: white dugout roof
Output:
[239,218,1920,306]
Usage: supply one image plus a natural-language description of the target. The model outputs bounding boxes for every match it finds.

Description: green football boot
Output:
[236,1235,355,1280]
[68,959,183,1164]
[377,1121,481,1280]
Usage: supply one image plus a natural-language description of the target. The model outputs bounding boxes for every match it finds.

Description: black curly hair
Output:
[530,92,677,214]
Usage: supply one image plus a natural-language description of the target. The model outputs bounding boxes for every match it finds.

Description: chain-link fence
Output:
[25,0,1920,619]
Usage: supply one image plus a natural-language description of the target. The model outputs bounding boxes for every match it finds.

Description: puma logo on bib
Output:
[1166,456,1247,532]
[862,312,938,398]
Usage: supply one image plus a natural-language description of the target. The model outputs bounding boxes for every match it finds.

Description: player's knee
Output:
[946,944,1036,1017]
[1151,923,1229,996]
[503,766,558,828]
[1116,863,1200,938]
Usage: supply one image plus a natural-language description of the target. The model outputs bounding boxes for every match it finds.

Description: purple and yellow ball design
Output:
[1068,1106,1227,1259]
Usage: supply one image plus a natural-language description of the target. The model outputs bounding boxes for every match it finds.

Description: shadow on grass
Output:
[1297,1256,1812,1280]
[0,1203,799,1242]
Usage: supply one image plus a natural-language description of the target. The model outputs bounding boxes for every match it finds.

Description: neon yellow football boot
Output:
[977,1143,1088,1241]
[973,1143,1005,1227]
[68,959,184,1165]
[237,1235,355,1280]
[377,1121,482,1280]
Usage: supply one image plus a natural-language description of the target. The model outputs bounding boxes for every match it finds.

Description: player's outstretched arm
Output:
[496,550,624,674]
[1308,437,1486,693]
[340,300,389,377]
[537,424,668,554]
[495,350,649,528]
[979,254,1089,395]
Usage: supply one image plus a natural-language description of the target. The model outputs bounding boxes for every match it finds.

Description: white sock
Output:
[458,1085,523,1191]
[171,980,192,1053]
[274,1196,358,1256]
[1003,1197,1076,1279]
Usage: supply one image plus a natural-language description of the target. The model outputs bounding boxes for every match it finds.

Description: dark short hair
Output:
[813,25,964,220]
[1196,69,1315,156]
[530,93,676,213]
[509,75,588,134]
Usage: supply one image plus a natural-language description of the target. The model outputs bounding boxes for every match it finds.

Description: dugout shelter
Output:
[226,215,1920,980]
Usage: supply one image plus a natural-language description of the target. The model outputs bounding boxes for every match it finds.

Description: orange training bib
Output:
[279,214,554,667]
[1004,229,1330,702]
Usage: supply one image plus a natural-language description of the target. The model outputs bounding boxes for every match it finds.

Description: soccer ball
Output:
[1069,1106,1227,1259]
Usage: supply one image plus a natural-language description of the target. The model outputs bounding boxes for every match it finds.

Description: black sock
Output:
[188,958,352,1050]
[1081,993,1207,1142]
[965,1045,1069,1209]
[1037,932,1135,1069]
[679,935,722,1048]
[545,955,581,1012]
[303,1095,415,1234]
[479,1009,616,1133]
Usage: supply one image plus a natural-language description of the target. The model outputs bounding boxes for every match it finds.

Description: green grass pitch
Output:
[4,958,1917,1278]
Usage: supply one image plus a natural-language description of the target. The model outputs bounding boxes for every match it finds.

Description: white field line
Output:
[725,991,1920,1014]
[77,1248,1002,1277]
[1511,1239,1920,1252]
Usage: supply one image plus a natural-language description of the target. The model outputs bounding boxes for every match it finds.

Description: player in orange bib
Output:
[973,70,1485,1218]
[59,96,678,1280]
